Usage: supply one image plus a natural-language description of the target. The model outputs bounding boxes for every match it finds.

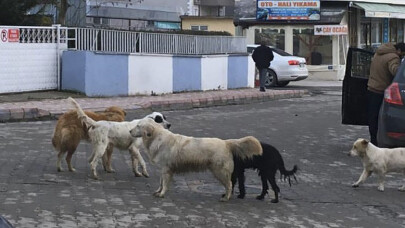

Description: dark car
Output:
[342,47,405,148]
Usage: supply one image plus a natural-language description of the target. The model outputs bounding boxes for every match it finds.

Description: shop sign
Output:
[383,19,389,43]
[314,25,348,35]
[256,0,320,20]
[7,29,19,42]
[0,28,20,42]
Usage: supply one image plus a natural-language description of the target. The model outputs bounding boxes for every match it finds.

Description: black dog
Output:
[232,142,298,203]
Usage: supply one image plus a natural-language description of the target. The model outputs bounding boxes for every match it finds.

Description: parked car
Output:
[341,47,405,148]
[247,44,308,87]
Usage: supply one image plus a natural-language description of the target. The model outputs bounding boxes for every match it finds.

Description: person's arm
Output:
[388,57,400,77]
[268,48,274,61]
[252,49,257,62]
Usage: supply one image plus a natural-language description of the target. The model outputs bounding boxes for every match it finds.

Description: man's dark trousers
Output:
[367,90,384,146]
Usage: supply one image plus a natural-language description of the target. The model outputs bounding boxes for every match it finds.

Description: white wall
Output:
[0,42,63,93]
[247,55,256,88]
[128,54,173,95]
[201,55,228,91]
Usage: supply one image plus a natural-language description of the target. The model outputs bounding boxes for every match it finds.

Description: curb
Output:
[0,89,308,123]
[0,108,51,123]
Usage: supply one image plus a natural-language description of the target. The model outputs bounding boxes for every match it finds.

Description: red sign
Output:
[1,29,7,42]
[8,29,19,42]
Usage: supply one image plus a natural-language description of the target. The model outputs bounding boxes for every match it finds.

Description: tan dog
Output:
[130,118,263,201]
[53,105,126,172]
[349,138,405,192]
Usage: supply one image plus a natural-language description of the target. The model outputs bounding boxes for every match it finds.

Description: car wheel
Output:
[277,81,290,87]
[265,70,277,88]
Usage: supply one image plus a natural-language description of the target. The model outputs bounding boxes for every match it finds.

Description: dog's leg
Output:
[236,170,246,199]
[66,149,76,172]
[102,144,115,173]
[57,151,65,172]
[399,172,405,191]
[155,169,172,198]
[377,173,385,192]
[154,177,163,196]
[256,174,269,200]
[352,169,372,187]
[268,174,280,203]
[89,144,108,180]
[212,169,232,202]
[231,171,237,194]
[129,147,149,177]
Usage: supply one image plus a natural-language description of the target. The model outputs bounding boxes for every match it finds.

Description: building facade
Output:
[234,0,405,80]
[181,0,236,35]
[65,0,188,30]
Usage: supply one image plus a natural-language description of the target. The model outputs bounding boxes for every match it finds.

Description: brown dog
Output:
[52,106,126,172]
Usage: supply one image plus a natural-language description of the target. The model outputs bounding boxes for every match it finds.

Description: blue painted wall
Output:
[85,52,129,96]
[62,51,251,96]
[173,56,201,92]
[62,51,86,92]
[228,55,248,89]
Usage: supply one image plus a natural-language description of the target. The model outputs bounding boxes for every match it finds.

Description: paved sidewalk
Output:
[0,88,309,122]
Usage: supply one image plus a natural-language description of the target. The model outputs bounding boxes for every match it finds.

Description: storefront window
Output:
[397,20,404,43]
[361,22,371,48]
[254,28,285,50]
[371,20,382,48]
[293,28,332,65]
[390,19,398,43]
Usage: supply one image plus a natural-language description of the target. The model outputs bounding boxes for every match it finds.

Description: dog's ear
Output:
[144,124,154,137]
[361,139,369,146]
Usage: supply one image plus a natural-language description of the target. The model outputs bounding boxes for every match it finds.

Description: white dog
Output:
[130,118,263,201]
[69,97,171,180]
[349,138,405,192]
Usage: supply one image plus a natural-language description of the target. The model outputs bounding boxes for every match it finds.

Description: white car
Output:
[247,44,308,87]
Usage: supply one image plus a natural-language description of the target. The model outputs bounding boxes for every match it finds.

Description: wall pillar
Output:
[284,26,293,55]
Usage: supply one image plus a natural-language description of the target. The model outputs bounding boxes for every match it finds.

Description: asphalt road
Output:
[1,86,404,227]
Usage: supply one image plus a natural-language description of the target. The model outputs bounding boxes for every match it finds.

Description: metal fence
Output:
[19,25,67,44]
[68,27,247,55]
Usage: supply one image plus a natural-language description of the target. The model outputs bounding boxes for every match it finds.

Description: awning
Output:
[354,2,405,19]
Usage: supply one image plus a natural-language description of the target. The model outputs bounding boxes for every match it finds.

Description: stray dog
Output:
[130,118,263,201]
[232,142,298,203]
[52,105,126,172]
[69,97,171,180]
[350,138,405,192]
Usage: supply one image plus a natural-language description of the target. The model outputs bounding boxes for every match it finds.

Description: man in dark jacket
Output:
[367,42,405,145]
[252,41,274,92]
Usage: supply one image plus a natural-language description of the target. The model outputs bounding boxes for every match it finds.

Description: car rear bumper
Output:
[377,103,405,148]
[278,74,308,82]
[276,68,308,82]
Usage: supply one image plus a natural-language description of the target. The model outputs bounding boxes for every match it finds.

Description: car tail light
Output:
[288,60,300,65]
[384,82,403,105]
[387,132,405,139]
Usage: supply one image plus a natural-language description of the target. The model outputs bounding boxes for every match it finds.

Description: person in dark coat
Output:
[252,41,274,92]
[367,42,405,145]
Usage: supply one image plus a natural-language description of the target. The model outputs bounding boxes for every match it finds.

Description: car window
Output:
[394,61,405,83]
[350,49,374,79]
[247,47,255,53]
[271,48,292,56]
[247,46,288,56]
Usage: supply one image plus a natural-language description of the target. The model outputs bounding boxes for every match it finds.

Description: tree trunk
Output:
[58,0,68,25]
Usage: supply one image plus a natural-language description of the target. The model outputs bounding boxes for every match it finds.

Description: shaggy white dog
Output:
[130,118,263,201]
[69,97,171,180]
[350,138,405,192]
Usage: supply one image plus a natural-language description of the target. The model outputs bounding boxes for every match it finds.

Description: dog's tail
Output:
[226,136,262,160]
[68,97,97,128]
[277,155,298,187]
